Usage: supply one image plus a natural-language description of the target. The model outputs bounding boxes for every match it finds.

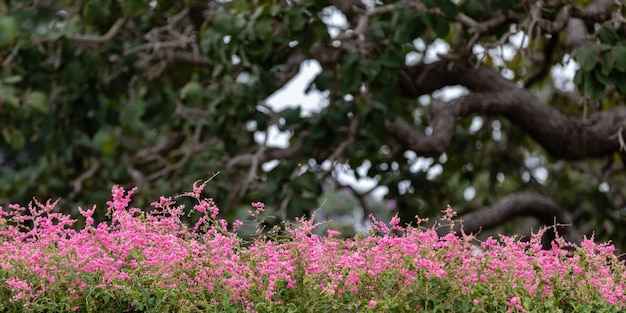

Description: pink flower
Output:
[193,198,219,219]
[389,214,404,231]
[441,205,458,221]
[251,202,265,215]
[506,296,526,312]
[369,214,389,233]
[106,185,136,212]
[3,187,626,310]
[180,179,209,199]
[78,205,97,226]
[232,219,243,231]
[327,229,341,238]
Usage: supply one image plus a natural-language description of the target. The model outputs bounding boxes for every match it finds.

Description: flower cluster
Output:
[0,185,624,312]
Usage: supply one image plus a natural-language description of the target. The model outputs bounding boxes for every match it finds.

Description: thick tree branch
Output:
[459,91,626,159]
[384,101,458,157]
[565,18,590,49]
[391,60,626,160]
[402,60,512,96]
[570,0,615,23]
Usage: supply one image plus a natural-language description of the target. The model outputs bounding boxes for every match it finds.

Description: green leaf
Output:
[288,5,307,31]
[582,72,603,99]
[393,26,411,44]
[325,105,345,127]
[102,292,111,304]
[83,0,116,27]
[243,41,272,60]
[369,107,386,130]
[597,25,619,44]
[212,8,234,34]
[24,91,48,114]
[299,20,330,52]
[291,172,319,192]
[594,69,612,87]
[342,52,360,67]
[200,28,220,55]
[0,86,19,108]
[251,17,273,40]
[0,15,17,47]
[391,9,421,44]
[616,75,626,93]
[422,13,436,33]
[1,126,25,150]
[368,19,390,41]
[2,75,21,84]
[92,129,116,155]
[83,50,104,76]
[280,107,301,126]
[310,122,327,139]
[311,20,330,42]
[380,48,405,68]
[612,45,626,72]
[573,69,583,86]
[439,0,458,18]
[259,71,277,94]
[572,44,598,71]
[117,0,143,15]
[250,6,264,21]
[601,48,614,75]
[391,3,405,26]
[421,12,450,38]
[434,18,450,38]
[121,98,145,131]
[287,195,318,217]
[312,70,334,91]
[180,81,204,104]
[340,68,362,94]
[339,54,362,94]
[360,60,381,79]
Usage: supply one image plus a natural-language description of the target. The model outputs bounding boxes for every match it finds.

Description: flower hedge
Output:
[0,181,624,312]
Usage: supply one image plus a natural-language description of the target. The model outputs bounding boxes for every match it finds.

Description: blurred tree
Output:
[1,0,626,249]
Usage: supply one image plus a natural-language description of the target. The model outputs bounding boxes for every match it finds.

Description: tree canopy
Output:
[1,0,626,249]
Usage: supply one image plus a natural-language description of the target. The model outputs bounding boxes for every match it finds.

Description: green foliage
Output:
[571,24,626,98]
[1,0,626,253]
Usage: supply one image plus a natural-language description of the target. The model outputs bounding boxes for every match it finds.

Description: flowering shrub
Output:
[0,181,625,312]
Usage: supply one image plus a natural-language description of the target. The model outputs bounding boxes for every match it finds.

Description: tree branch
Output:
[570,0,615,23]
[35,18,127,45]
[227,143,303,169]
[436,192,583,249]
[391,60,626,160]
[69,161,102,201]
